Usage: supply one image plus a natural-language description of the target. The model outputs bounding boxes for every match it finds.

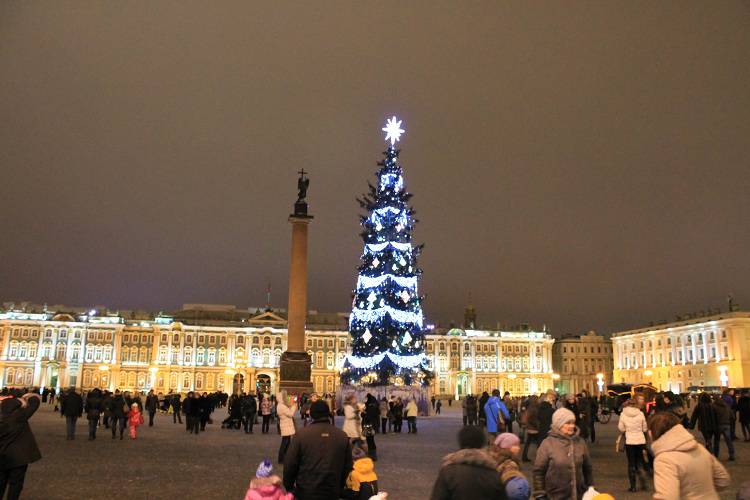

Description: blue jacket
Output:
[485,396,510,433]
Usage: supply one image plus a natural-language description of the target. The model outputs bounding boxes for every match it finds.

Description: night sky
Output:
[1,2,749,335]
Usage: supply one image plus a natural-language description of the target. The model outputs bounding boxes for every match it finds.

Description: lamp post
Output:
[718,366,729,387]
[596,372,604,395]
[551,372,560,392]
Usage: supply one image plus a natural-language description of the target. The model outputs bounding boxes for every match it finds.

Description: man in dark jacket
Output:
[536,392,555,442]
[0,393,42,499]
[284,400,352,500]
[60,388,83,440]
[242,394,257,434]
[478,392,489,427]
[109,390,128,440]
[145,390,159,427]
[712,397,735,460]
[430,425,507,500]
[171,394,182,424]
[84,388,103,440]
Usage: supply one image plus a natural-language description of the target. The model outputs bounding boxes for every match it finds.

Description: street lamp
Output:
[718,366,729,387]
[596,372,604,394]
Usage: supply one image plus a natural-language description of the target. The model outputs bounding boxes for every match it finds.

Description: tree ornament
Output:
[402,331,413,345]
[362,328,372,344]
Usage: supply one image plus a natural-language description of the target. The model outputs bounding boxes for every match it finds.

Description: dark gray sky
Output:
[2,2,749,335]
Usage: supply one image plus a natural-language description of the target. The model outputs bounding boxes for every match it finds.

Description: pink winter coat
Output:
[244,476,293,500]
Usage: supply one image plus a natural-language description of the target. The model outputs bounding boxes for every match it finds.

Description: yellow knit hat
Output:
[593,494,615,500]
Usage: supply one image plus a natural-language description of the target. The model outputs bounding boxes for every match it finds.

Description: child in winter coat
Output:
[488,432,530,500]
[128,402,144,439]
[244,459,293,500]
[343,444,379,499]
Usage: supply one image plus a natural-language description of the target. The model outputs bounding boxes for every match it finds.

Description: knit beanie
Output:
[505,476,531,500]
[256,459,273,478]
[592,495,615,500]
[494,432,521,449]
[310,400,330,420]
[551,407,576,431]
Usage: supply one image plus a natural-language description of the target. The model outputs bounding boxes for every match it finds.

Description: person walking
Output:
[0,392,42,500]
[722,389,738,441]
[712,396,735,461]
[405,398,419,434]
[128,403,144,439]
[737,389,750,442]
[260,394,273,434]
[363,394,379,460]
[187,392,201,434]
[461,396,468,426]
[521,395,539,462]
[379,397,389,434]
[172,394,183,424]
[488,433,531,500]
[536,391,555,443]
[485,390,510,439]
[84,388,103,441]
[478,392,489,428]
[145,389,159,427]
[436,399,442,415]
[391,397,404,433]
[532,407,594,500]
[283,400,352,500]
[430,425,507,500]
[109,390,129,440]
[618,399,648,492]
[276,391,297,464]
[60,387,83,440]
[242,393,258,434]
[101,390,112,429]
[199,392,211,431]
[689,393,717,449]
[649,411,730,500]
[342,394,363,441]
[466,395,478,426]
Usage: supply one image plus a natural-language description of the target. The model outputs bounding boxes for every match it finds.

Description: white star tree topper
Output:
[382,116,405,146]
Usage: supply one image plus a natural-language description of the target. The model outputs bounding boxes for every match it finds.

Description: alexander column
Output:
[279,169,314,395]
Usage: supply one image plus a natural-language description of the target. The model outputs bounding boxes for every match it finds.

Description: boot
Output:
[628,470,637,492]
[637,470,648,491]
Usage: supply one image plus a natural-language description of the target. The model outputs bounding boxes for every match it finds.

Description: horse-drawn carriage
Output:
[605,383,658,416]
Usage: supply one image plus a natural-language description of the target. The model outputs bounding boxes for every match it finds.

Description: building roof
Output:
[611,311,750,339]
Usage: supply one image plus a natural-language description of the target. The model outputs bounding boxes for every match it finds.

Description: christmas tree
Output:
[341,117,431,386]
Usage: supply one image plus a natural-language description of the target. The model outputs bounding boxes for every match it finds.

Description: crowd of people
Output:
[2,384,750,499]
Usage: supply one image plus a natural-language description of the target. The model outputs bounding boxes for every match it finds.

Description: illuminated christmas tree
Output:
[341,117,431,386]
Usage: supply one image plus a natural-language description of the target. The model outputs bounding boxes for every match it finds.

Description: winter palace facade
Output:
[0,303,556,397]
